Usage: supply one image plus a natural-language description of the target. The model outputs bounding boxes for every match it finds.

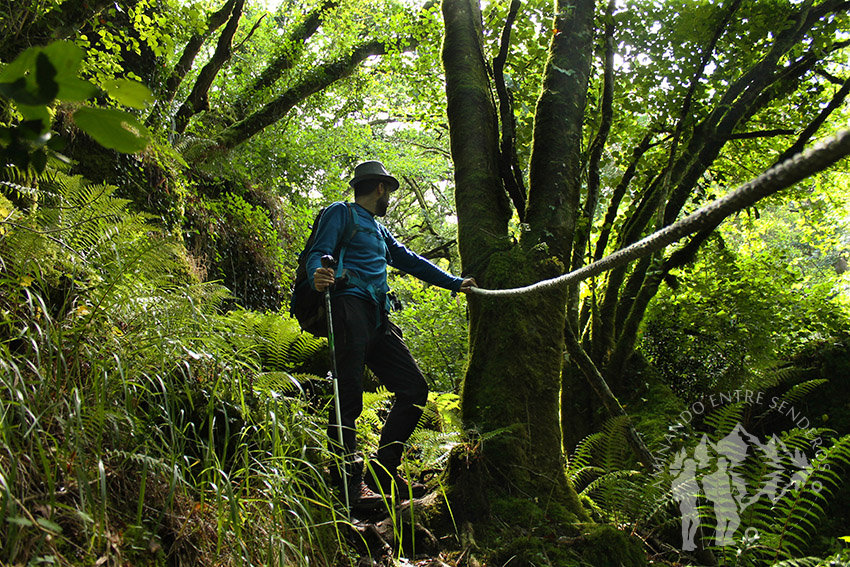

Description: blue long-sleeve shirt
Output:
[306,202,463,309]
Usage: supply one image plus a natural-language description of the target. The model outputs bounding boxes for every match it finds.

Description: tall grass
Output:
[0,172,350,566]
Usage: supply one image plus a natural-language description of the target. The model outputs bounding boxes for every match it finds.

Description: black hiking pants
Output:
[328,294,428,480]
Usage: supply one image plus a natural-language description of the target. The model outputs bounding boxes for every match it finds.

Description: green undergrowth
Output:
[0,169,349,566]
[0,167,478,566]
[5,167,849,567]
[563,379,850,566]
[472,497,646,567]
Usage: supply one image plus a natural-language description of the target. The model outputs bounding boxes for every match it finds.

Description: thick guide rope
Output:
[469,127,850,297]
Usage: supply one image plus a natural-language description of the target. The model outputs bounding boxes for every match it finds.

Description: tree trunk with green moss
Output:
[442,0,593,519]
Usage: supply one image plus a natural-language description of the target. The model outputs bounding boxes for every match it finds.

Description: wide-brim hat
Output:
[349,160,399,191]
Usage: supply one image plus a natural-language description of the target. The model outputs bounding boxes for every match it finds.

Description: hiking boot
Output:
[367,463,427,501]
[391,474,428,500]
[345,478,384,510]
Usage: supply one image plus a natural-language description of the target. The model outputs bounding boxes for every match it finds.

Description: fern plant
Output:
[0,168,348,567]
[566,416,668,528]
[564,369,850,567]
[222,310,325,372]
[406,392,467,477]
[714,433,850,566]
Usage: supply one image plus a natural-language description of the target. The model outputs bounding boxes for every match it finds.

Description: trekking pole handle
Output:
[321,255,336,270]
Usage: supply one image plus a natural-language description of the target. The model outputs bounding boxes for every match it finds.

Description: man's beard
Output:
[375,194,389,216]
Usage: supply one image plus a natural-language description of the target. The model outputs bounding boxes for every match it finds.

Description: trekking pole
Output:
[321,255,350,518]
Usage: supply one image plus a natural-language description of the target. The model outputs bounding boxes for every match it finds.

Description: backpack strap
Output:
[334,202,358,278]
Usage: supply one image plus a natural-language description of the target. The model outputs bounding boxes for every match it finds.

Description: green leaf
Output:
[35,517,63,534]
[0,52,58,106]
[15,105,51,128]
[76,510,94,524]
[0,42,95,105]
[6,516,34,527]
[42,41,96,101]
[73,107,150,153]
[0,46,40,84]
[102,79,154,109]
[54,76,98,102]
[41,40,84,70]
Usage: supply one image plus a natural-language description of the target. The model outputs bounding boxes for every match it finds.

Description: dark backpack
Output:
[289,203,358,336]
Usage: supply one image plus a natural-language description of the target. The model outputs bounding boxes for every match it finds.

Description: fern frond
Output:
[779,428,833,455]
[222,310,326,373]
[106,449,172,475]
[285,332,325,369]
[754,379,828,424]
[745,364,811,392]
[580,468,641,499]
[568,465,606,490]
[362,386,392,414]
[567,416,632,475]
[703,401,746,439]
[407,428,463,469]
[252,371,304,396]
[764,435,850,564]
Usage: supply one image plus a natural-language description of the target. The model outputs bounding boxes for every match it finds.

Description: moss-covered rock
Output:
[478,513,647,567]
[571,524,648,566]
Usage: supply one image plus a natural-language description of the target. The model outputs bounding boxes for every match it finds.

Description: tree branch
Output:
[676,0,743,140]
[584,131,653,358]
[401,174,449,244]
[600,0,746,341]
[523,0,596,264]
[564,323,656,468]
[232,0,338,118]
[213,2,437,153]
[232,13,266,53]
[473,128,850,297]
[607,223,718,380]
[662,0,826,227]
[0,0,125,60]
[595,171,664,361]
[146,0,236,127]
[174,0,246,134]
[567,0,617,331]
[493,0,527,221]
[592,132,656,263]
[571,0,616,274]
[816,68,845,85]
[442,0,509,274]
[420,240,458,261]
[610,24,848,370]
[774,74,850,164]
[214,39,389,150]
[725,128,795,140]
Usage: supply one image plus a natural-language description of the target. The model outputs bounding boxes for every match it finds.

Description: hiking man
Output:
[307,160,476,509]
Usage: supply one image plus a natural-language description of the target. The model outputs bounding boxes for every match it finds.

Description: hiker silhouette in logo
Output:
[670,424,815,551]
[307,160,476,509]
[671,445,701,551]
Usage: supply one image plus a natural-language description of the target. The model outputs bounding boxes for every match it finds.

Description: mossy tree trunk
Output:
[442,0,593,518]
